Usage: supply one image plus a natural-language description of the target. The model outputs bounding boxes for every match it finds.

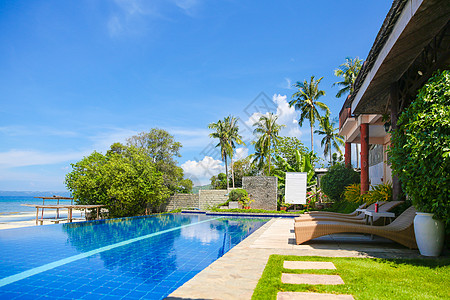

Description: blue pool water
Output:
[0,214,268,299]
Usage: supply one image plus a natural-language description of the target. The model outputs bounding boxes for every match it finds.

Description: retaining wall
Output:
[242,176,277,210]
[198,189,228,210]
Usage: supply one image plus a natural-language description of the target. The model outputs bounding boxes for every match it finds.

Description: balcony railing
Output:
[339,107,352,129]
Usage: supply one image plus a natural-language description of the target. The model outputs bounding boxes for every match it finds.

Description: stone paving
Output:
[284,261,336,270]
[281,273,345,285]
[166,217,422,300]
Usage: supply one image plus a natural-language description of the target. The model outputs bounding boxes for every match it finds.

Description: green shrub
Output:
[320,163,360,201]
[229,188,248,202]
[388,70,450,228]
[344,183,363,203]
[364,183,392,204]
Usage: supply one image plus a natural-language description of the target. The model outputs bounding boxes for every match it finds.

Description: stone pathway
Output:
[278,261,353,299]
[284,261,336,270]
[281,273,345,285]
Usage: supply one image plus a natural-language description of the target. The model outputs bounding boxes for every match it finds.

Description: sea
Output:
[0,196,74,214]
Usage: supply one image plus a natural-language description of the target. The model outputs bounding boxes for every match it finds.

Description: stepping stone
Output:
[284,261,336,270]
[277,292,354,299]
[281,273,344,285]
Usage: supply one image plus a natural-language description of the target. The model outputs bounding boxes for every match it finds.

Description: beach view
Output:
[1,0,449,299]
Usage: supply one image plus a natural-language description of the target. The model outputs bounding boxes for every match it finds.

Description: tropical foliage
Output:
[65,145,171,217]
[251,113,285,175]
[127,129,192,193]
[271,136,309,166]
[231,156,258,188]
[315,111,344,164]
[333,57,363,98]
[210,173,227,189]
[320,163,360,201]
[228,188,248,202]
[344,183,393,205]
[364,183,393,204]
[333,57,363,168]
[208,115,245,189]
[290,75,329,153]
[343,183,362,203]
[388,70,450,227]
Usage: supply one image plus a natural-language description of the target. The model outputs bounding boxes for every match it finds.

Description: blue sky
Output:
[0,0,392,191]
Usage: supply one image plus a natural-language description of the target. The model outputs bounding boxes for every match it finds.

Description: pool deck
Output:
[166,218,426,300]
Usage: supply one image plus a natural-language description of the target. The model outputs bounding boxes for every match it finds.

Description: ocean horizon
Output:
[0,196,74,213]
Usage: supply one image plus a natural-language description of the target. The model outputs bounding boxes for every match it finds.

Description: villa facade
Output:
[338,0,449,199]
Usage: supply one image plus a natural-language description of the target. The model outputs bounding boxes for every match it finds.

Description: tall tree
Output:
[252,113,285,175]
[290,76,329,153]
[208,119,232,189]
[127,129,190,193]
[225,116,245,188]
[333,57,363,167]
[314,112,344,164]
[333,57,363,98]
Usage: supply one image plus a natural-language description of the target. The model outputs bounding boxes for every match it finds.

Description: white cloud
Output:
[170,128,211,149]
[108,0,202,37]
[172,0,200,15]
[181,222,219,244]
[280,77,293,90]
[234,147,248,160]
[181,156,224,185]
[243,94,306,140]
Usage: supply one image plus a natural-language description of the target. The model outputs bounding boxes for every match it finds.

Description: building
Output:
[338,0,449,199]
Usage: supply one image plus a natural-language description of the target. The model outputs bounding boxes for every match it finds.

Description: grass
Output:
[252,255,450,300]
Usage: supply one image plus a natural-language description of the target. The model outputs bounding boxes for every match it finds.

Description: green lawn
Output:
[252,255,450,300]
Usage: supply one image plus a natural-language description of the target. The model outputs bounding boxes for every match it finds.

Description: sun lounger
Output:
[306,202,368,217]
[295,201,403,224]
[295,202,389,222]
[294,206,417,249]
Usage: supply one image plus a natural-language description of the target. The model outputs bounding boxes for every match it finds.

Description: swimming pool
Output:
[0,214,269,299]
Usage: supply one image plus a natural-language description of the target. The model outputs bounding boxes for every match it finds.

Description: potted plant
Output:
[239,195,254,209]
[388,70,449,256]
[279,203,289,211]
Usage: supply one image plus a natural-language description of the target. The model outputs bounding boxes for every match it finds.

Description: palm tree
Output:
[333,57,363,167]
[225,116,245,188]
[290,76,329,153]
[208,119,232,189]
[333,57,362,98]
[249,140,267,175]
[252,113,285,175]
[314,112,344,164]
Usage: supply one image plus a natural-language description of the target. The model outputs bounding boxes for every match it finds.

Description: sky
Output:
[0,0,393,191]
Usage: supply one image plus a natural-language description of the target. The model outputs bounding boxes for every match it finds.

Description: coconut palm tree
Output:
[208,119,232,189]
[333,57,363,167]
[333,57,362,98]
[225,116,245,188]
[315,112,345,165]
[252,113,285,175]
[290,76,329,153]
[249,140,267,175]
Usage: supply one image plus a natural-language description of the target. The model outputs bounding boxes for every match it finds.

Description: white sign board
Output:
[285,172,307,204]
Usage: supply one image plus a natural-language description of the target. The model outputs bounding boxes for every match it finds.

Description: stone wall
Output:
[163,194,199,211]
[198,189,228,210]
[161,190,229,211]
[242,176,277,210]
